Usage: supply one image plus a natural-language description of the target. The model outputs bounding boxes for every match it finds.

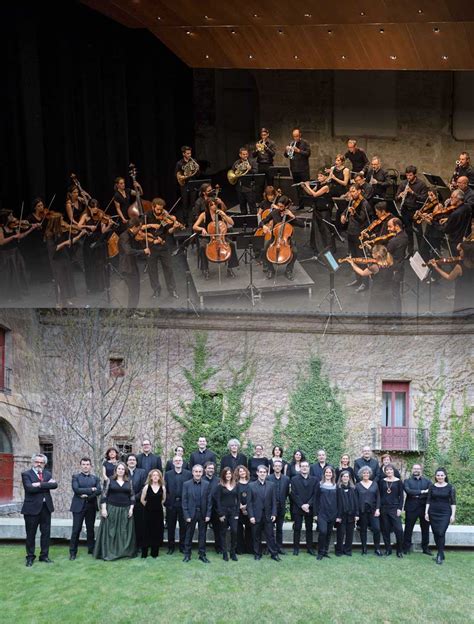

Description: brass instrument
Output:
[177,157,200,186]
[227,159,251,185]
[287,140,297,160]
[450,160,462,189]
[256,139,267,154]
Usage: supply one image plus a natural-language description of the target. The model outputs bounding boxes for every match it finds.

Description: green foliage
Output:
[445,402,474,524]
[424,381,444,475]
[272,409,285,449]
[276,357,346,464]
[172,333,254,462]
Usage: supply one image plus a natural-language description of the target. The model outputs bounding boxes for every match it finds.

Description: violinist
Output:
[301,171,335,253]
[359,201,391,247]
[142,198,179,299]
[340,185,371,292]
[113,176,142,226]
[455,176,474,213]
[344,244,395,315]
[24,198,52,284]
[118,217,151,309]
[0,210,39,302]
[260,195,305,281]
[428,241,474,312]
[386,218,408,315]
[395,166,428,256]
[353,173,374,203]
[427,189,471,250]
[192,198,239,279]
[78,199,114,295]
[415,189,444,275]
[45,212,85,307]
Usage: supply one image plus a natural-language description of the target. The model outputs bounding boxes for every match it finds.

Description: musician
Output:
[451,151,474,188]
[182,464,212,563]
[0,210,39,302]
[353,173,374,202]
[69,457,101,560]
[193,183,225,219]
[260,195,305,281]
[290,461,317,556]
[247,465,280,561]
[267,459,290,554]
[340,185,371,292]
[428,241,474,312]
[113,176,142,225]
[175,146,200,225]
[165,455,191,554]
[386,218,408,315]
[455,176,474,214]
[360,201,391,247]
[24,198,51,284]
[428,189,471,250]
[327,154,350,197]
[345,244,395,314]
[284,128,311,210]
[232,147,258,215]
[301,172,335,253]
[396,166,428,255]
[192,198,239,279]
[78,199,113,295]
[65,186,87,225]
[118,217,151,308]
[416,189,444,275]
[345,139,369,175]
[252,127,277,185]
[141,198,179,299]
[365,157,391,201]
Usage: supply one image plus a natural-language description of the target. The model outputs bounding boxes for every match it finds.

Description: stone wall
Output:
[194,69,474,183]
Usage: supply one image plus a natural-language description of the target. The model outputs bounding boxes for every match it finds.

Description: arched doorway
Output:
[0,421,13,501]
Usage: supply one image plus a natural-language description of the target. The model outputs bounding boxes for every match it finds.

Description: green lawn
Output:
[1,545,472,624]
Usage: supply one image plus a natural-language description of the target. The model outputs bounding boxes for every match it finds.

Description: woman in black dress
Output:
[377,453,401,481]
[0,210,38,302]
[65,186,88,226]
[429,241,474,313]
[94,462,136,560]
[247,444,270,481]
[425,468,456,565]
[379,463,404,557]
[113,176,143,226]
[234,465,252,554]
[78,199,113,294]
[287,449,306,479]
[356,466,382,556]
[335,453,356,483]
[269,446,287,475]
[335,470,358,556]
[314,466,338,560]
[140,469,166,558]
[215,467,240,561]
[346,244,395,314]
[25,198,51,284]
[102,447,119,482]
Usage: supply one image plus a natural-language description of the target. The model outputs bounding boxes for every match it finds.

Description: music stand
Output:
[315,249,346,335]
[423,173,448,188]
[237,173,266,198]
[186,178,211,194]
[237,235,264,306]
[269,166,291,190]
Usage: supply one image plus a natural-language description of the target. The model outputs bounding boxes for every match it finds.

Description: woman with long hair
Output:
[140,469,166,558]
[346,244,395,314]
[425,468,456,565]
[234,465,252,554]
[335,453,355,483]
[215,467,239,561]
[314,466,338,560]
[379,463,404,557]
[335,470,358,556]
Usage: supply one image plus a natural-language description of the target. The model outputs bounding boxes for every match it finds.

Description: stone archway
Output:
[0,419,14,501]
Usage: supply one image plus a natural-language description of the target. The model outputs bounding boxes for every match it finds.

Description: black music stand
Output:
[423,173,448,188]
[237,172,266,198]
[269,166,291,191]
[237,235,264,306]
[186,178,211,194]
[315,249,346,335]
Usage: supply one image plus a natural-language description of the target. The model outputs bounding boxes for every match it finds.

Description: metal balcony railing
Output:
[371,426,428,452]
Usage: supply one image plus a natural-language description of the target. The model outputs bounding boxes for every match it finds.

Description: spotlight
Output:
[390,55,397,60]
[441,55,448,60]
[433,27,440,33]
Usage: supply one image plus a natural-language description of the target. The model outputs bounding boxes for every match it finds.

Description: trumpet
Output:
[256,139,267,153]
[287,140,297,159]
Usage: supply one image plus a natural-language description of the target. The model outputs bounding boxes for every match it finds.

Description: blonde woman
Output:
[141,469,166,558]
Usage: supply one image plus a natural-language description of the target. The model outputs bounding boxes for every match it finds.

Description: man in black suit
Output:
[310,449,329,482]
[247,465,280,561]
[267,458,290,554]
[387,218,408,316]
[136,439,163,475]
[284,127,311,210]
[220,438,247,473]
[291,460,317,556]
[69,457,101,560]
[21,453,58,566]
[182,464,212,563]
[126,454,147,556]
[354,446,379,482]
[165,455,191,554]
[118,217,151,308]
[403,464,432,555]
[189,436,216,469]
[203,461,223,554]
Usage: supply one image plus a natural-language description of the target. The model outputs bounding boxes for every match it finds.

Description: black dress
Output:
[236,481,252,554]
[82,217,107,293]
[0,226,29,301]
[368,264,394,314]
[102,460,117,480]
[427,483,456,558]
[46,234,76,305]
[143,485,164,557]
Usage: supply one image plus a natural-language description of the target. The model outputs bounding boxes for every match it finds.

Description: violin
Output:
[359,232,396,250]
[429,203,457,220]
[90,209,118,226]
[359,212,390,240]
[266,211,293,265]
[60,220,82,234]
[255,189,282,241]
[134,228,164,246]
[154,209,185,230]
[338,256,388,266]
[413,198,438,224]
[9,218,34,231]
[205,208,231,263]
[423,256,462,267]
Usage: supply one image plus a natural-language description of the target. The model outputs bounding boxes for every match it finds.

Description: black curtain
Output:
[0,0,194,215]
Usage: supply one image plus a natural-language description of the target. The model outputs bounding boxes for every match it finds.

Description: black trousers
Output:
[403,505,430,551]
[335,514,355,554]
[236,188,257,215]
[311,208,336,253]
[258,164,273,187]
[291,171,310,209]
[198,240,239,272]
[381,507,404,551]
[148,246,176,294]
[252,518,278,556]
[70,504,97,554]
[401,208,416,254]
[24,503,51,560]
[123,269,140,308]
[274,506,285,549]
[263,238,297,275]
[179,185,197,226]
[210,509,224,552]
[167,506,187,550]
[359,511,381,549]
[184,512,207,556]
[317,517,335,555]
[219,510,238,554]
[293,511,314,549]
[347,234,364,285]
[237,512,253,554]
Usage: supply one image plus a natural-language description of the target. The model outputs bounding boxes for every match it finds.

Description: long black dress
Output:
[143,485,164,557]
[82,217,107,293]
[0,226,29,302]
[46,234,76,305]
[368,264,394,314]
[427,483,456,559]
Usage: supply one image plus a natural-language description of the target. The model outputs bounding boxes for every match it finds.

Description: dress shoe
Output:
[69,554,76,561]
[278,548,287,555]
[285,271,295,281]
[222,552,229,561]
[270,554,281,562]
[199,555,210,563]
[384,549,392,557]
[25,558,34,567]
[152,289,161,299]
[374,549,383,557]
[39,557,53,563]
[316,554,323,560]
[307,548,317,557]
[355,283,367,293]
[169,290,179,299]
[435,554,443,565]
[226,268,236,278]
[293,548,299,556]
[167,547,175,555]
[422,548,433,556]
[254,554,262,560]
[346,279,359,287]
[396,552,403,559]
[182,555,191,562]
[230,553,238,561]
[361,547,368,555]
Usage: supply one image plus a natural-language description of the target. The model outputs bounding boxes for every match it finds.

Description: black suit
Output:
[129,468,147,551]
[220,453,248,473]
[136,453,163,474]
[291,474,317,550]
[118,229,148,308]
[403,475,432,551]
[69,472,101,555]
[165,468,192,550]
[354,457,380,482]
[21,469,58,560]
[182,478,212,556]
[247,479,278,556]
[189,448,217,469]
[268,473,290,549]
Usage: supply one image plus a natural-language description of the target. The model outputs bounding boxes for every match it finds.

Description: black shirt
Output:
[284,139,311,174]
[189,448,217,469]
[386,231,408,271]
[457,164,474,186]
[397,178,428,211]
[191,479,203,507]
[365,168,391,198]
[355,481,380,513]
[440,203,472,245]
[101,479,134,507]
[248,457,270,481]
[260,209,306,230]
[252,139,277,166]
[347,199,371,237]
[379,479,404,509]
[113,189,132,219]
[345,148,369,174]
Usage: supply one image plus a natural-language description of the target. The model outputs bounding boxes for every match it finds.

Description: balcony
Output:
[371,426,428,452]
[0,368,12,394]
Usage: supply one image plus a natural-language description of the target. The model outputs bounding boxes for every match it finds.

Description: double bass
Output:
[128,164,152,217]
[205,208,231,263]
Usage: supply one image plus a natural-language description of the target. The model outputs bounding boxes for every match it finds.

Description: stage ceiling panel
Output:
[81,0,474,70]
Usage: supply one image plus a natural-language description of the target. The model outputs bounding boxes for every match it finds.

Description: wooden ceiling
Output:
[82,0,474,70]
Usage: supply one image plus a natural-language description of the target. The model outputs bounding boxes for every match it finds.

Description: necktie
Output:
[38,470,43,482]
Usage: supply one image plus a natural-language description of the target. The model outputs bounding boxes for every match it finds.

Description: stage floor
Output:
[185,248,314,308]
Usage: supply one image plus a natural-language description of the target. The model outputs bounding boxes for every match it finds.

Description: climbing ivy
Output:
[172,333,255,462]
[424,380,444,475]
[445,401,473,524]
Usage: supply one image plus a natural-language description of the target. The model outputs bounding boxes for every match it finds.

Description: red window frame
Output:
[381,381,410,428]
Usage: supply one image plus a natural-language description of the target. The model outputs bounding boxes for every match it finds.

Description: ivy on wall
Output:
[445,401,473,524]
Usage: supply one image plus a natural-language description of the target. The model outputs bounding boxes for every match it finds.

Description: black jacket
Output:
[165,458,190,472]
[164,468,192,508]
[189,448,217,469]
[267,473,290,511]
[220,453,248,473]
[403,475,432,512]
[365,167,391,198]
[247,480,277,522]
[129,468,147,503]
[182,478,212,519]
[136,452,163,474]
[397,178,428,212]
[354,457,380,482]
[118,229,147,275]
[70,472,101,513]
[290,474,317,514]
[310,462,329,482]
[336,486,359,518]
[284,139,311,174]
[21,469,58,515]
[252,139,277,166]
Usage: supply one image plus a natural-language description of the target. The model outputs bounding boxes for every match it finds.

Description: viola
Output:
[205,209,231,263]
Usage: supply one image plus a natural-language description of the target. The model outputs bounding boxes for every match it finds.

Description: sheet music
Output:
[409,251,430,281]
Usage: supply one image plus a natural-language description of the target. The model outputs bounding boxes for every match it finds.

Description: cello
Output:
[255,188,281,241]
[205,206,231,263]
[266,212,293,265]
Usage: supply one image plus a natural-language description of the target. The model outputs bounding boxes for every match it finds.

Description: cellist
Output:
[260,195,305,281]
[192,198,239,280]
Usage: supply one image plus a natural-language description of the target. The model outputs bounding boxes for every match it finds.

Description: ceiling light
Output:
[205,55,210,59]
[327,30,333,35]
[204,15,210,20]
[390,55,397,60]
[249,54,254,59]
[186,30,191,35]
[156,16,161,21]
[253,14,259,18]
[294,55,299,59]
[341,55,346,60]
[442,55,448,60]
[304,13,312,18]
[278,29,284,34]
[231,29,236,34]
[379,28,385,34]
[433,27,440,33]
[360,12,366,16]
[418,9,423,14]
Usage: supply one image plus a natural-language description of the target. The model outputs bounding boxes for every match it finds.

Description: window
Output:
[39,440,54,474]
[113,437,133,460]
[381,381,409,428]
[110,357,125,378]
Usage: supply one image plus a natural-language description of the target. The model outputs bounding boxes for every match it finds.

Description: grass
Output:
[0,545,472,624]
